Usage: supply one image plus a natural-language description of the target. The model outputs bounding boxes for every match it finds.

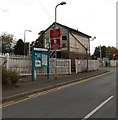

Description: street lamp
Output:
[89,36,96,54]
[86,36,96,71]
[54,2,66,79]
[24,30,32,55]
[55,1,66,27]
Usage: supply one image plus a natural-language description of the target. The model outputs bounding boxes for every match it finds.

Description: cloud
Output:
[0,8,9,12]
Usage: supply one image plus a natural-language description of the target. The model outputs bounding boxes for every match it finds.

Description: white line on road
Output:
[81,96,114,120]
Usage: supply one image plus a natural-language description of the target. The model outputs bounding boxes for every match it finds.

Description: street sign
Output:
[50,28,60,50]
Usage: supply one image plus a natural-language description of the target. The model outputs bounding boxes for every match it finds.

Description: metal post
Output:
[24,30,32,56]
[31,47,35,81]
[54,2,66,80]
[28,42,30,56]
[54,4,58,80]
[86,48,88,71]
[54,51,57,79]
[24,31,26,55]
[100,45,102,60]
[6,53,9,70]
[47,43,50,79]
[55,6,57,27]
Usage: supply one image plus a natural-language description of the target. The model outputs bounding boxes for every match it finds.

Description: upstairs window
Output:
[62,36,67,41]
[45,38,49,44]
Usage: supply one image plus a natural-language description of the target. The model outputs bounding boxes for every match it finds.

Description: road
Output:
[2,67,116,119]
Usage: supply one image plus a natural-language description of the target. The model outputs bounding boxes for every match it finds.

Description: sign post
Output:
[32,47,50,81]
[50,28,61,79]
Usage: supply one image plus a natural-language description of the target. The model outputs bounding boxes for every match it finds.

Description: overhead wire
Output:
[35,0,54,22]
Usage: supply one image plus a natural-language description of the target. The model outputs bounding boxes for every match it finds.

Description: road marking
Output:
[0,101,14,108]
[81,96,114,120]
[2,71,111,108]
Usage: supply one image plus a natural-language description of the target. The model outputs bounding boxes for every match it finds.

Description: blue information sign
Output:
[32,47,50,81]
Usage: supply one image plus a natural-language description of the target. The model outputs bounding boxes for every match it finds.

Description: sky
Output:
[0,0,117,54]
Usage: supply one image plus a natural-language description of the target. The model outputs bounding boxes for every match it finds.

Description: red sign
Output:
[112,53,116,57]
[112,53,118,57]
[50,39,60,50]
[50,28,61,50]
[50,28,60,39]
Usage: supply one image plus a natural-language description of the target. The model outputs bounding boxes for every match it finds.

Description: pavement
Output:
[2,68,109,103]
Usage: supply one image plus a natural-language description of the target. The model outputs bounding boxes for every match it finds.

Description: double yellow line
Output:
[2,71,112,108]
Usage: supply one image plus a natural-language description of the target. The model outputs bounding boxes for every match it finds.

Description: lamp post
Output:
[55,2,66,27]
[24,30,32,55]
[99,45,102,60]
[89,36,96,55]
[87,36,96,71]
[54,2,66,79]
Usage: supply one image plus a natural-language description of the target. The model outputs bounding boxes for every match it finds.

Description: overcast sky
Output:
[0,0,117,54]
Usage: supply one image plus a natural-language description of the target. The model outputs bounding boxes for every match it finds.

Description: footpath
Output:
[2,68,109,103]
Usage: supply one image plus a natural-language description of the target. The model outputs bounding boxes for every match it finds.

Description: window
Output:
[45,38,49,48]
[62,36,67,41]
[45,38,49,44]
[62,43,66,48]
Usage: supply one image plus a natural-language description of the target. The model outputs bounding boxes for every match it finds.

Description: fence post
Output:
[75,59,77,74]
[6,53,9,70]
[34,69,36,80]
[69,59,71,74]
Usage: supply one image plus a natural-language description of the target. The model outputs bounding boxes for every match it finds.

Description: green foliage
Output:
[31,30,45,48]
[14,39,24,55]
[1,32,15,53]
[2,67,20,86]
[92,46,118,59]
[14,39,30,55]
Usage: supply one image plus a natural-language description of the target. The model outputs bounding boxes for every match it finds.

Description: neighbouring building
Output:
[39,22,91,70]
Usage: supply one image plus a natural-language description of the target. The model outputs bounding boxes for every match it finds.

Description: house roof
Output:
[44,22,91,38]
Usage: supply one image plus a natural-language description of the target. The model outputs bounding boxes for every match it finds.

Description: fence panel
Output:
[36,58,71,75]
[1,54,71,76]
[75,59,99,73]
[110,60,116,66]
[8,55,32,75]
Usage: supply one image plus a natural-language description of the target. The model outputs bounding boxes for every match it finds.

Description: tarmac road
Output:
[2,67,116,119]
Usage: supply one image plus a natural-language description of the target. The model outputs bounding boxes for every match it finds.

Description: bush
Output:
[2,67,20,86]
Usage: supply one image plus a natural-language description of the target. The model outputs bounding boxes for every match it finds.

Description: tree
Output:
[14,39,29,55]
[1,32,15,53]
[92,46,106,58]
[14,39,24,55]
[33,30,45,48]
[106,46,118,60]
[92,46,118,59]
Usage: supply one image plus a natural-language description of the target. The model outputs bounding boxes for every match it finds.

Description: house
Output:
[41,22,91,70]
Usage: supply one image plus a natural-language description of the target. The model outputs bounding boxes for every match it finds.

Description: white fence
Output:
[75,59,99,73]
[1,54,71,76]
[110,60,117,66]
[36,59,71,75]
[1,53,117,76]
